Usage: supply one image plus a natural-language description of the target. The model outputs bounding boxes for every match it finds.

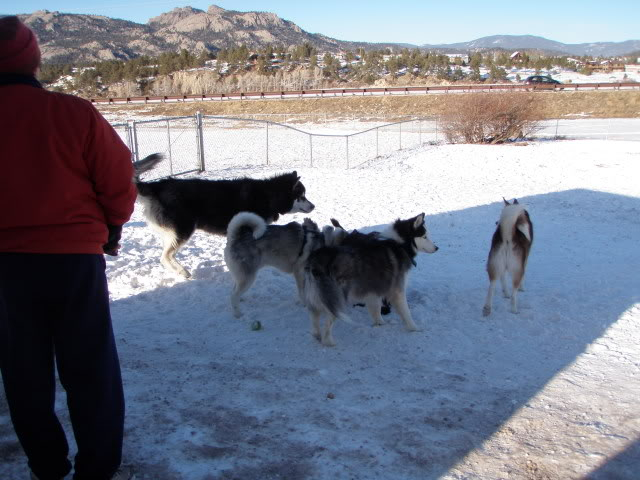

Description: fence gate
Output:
[113,115,204,180]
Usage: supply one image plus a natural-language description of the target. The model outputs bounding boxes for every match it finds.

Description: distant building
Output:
[445,53,469,63]
[567,57,585,67]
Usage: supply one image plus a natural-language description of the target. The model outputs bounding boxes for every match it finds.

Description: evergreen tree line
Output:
[37,42,638,94]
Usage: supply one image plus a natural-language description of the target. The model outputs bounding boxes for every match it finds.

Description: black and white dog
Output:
[329,218,392,315]
[133,154,315,278]
[303,213,438,347]
[482,198,533,316]
[224,212,346,317]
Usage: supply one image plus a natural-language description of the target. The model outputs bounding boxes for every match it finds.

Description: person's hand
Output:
[103,225,123,256]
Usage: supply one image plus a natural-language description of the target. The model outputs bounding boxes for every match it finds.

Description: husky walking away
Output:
[133,154,315,278]
[303,213,438,347]
[482,198,534,316]
[224,212,346,317]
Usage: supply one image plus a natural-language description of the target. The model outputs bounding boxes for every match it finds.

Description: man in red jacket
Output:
[0,16,137,480]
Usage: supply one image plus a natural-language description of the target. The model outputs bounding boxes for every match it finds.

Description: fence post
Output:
[346,136,349,169]
[376,127,379,157]
[131,120,139,161]
[266,122,270,166]
[399,122,402,150]
[195,111,206,172]
[166,119,173,176]
[555,119,559,140]
[125,122,134,160]
[309,135,313,167]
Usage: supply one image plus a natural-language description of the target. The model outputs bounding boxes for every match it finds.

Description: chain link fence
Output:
[114,114,439,174]
[113,115,640,177]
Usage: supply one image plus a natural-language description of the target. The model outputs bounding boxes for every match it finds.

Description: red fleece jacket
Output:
[0,84,137,254]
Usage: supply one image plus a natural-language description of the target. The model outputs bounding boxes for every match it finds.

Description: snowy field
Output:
[106,115,640,180]
[1,123,639,479]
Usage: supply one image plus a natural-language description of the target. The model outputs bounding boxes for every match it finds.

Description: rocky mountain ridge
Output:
[16,5,640,65]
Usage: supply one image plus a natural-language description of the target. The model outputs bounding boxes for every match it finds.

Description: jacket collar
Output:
[0,73,43,89]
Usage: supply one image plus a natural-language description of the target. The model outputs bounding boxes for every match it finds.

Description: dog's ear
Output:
[413,213,425,229]
[503,197,511,206]
[291,170,300,180]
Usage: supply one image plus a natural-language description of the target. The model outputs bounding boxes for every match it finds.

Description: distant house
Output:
[510,51,522,61]
[445,53,469,63]
[587,60,625,73]
[567,57,585,67]
[625,64,640,74]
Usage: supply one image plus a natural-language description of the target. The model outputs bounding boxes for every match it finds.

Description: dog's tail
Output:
[132,153,163,183]
[226,212,267,241]
[330,218,346,230]
[323,225,347,247]
[304,252,348,319]
[515,210,533,244]
[499,203,533,244]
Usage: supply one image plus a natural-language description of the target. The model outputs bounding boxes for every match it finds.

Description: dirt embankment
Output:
[97,90,640,120]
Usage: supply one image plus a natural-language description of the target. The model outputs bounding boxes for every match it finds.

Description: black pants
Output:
[0,253,124,480]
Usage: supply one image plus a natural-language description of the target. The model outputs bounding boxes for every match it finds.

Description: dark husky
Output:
[224,212,346,318]
[330,218,392,315]
[303,213,438,347]
[482,198,533,316]
[133,154,315,278]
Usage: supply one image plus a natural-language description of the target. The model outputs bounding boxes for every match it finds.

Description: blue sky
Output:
[3,1,639,45]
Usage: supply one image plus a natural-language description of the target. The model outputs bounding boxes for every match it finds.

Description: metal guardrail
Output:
[92,82,640,105]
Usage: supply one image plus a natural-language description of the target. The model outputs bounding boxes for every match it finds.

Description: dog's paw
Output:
[482,306,492,317]
[321,337,336,347]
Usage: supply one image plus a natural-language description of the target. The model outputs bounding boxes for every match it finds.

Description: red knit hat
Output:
[0,16,41,75]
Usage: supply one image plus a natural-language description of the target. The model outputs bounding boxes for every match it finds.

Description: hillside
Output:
[96,90,640,120]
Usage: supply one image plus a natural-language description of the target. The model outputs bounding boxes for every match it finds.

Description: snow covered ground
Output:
[467,65,640,85]
[1,123,639,479]
[519,67,640,85]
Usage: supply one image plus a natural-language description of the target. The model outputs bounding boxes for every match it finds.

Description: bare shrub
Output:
[440,92,542,144]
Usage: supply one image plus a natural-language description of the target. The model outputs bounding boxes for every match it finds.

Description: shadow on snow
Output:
[1,188,638,479]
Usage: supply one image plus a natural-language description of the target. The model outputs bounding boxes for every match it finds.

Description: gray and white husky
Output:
[224,212,346,317]
[482,198,534,316]
[303,213,438,347]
